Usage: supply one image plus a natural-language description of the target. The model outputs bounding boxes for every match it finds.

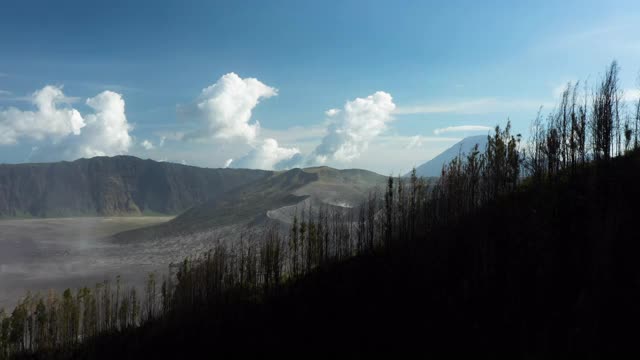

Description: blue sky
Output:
[1,0,639,174]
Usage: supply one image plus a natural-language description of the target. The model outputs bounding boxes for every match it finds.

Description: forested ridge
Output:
[2,61,640,357]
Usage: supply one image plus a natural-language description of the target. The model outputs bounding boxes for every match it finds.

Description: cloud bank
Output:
[395,98,550,115]
[1,77,411,173]
[0,86,85,145]
[0,85,133,161]
[311,91,396,164]
[175,72,300,171]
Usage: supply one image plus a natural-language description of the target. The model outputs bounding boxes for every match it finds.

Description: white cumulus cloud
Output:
[311,91,395,164]
[433,125,492,135]
[232,138,301,170]
[1,86,133,161]
[180,72,277,143]
[27,90,133,161]
[325,108,341,117]
[71,91,133,158]
[141,139,154,150]
[0,86,85,145]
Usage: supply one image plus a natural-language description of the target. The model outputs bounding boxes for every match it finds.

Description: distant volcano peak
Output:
[411,135,489,177]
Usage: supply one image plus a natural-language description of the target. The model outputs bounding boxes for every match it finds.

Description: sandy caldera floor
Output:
[0,217,179,310]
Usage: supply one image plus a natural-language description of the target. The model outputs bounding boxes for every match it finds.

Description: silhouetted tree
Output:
[592,61,620,160]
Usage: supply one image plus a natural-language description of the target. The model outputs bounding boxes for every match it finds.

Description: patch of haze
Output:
[326,200,353,208]
[0,217,173,310]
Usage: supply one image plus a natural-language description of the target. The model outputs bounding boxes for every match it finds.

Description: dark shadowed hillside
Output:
[0,156,271,217]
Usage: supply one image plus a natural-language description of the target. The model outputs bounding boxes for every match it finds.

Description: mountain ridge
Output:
[111,165,387,242]
[0,156,388,243]
[0,156,271,217]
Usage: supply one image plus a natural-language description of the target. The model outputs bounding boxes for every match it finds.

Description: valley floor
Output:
[0,217,173,309]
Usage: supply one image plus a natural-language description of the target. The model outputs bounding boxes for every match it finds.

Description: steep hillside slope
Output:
[113,166,386,242]
[0,156,270,217]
